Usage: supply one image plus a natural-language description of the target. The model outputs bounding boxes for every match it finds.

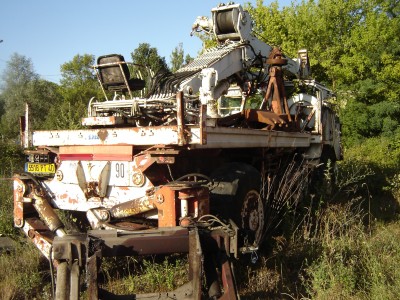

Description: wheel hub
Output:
[241,190,264,246]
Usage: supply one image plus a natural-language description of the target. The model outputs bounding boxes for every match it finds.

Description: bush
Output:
[0,142,24,177]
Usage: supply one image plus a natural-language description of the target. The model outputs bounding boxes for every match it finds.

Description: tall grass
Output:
[99,255,189,295]
[0,141,24,236]
[235,154,400,299]
[304,216,400,299]
[0,243,52,300]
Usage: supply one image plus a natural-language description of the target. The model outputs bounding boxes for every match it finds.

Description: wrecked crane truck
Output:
[13,3,341,299]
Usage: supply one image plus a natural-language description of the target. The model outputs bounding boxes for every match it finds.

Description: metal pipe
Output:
[55,262,69,300]
[70,260,80,300]
[176,91,186,145]
[32,192,66,236]
[109,196,155,219]
[181,199,189,217]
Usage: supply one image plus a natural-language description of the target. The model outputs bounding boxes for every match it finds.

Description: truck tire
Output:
[209,162,264,248]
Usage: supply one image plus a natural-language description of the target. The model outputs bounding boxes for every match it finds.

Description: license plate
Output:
[25,163,56,175]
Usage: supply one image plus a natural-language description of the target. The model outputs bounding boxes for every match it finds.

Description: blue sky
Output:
[0,0,286,84]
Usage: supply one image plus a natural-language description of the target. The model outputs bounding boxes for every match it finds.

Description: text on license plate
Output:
[25,163,56,174]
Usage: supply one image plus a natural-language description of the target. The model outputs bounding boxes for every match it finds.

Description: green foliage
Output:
[131,43,168,74]
[44,54,100,129]
[0,141,24,175]
[0,180,17,237]
[170,43,184,73]
[247,0,400,146]
[129,43,169,96]
[0,142,23,236]
[184,53,193,65]
[44,98,87,130]
[0,243,51,299]
[169,43,193,72]
[0,53,61,138]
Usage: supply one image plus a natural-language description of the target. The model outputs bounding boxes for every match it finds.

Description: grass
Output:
[98,254,189,295]
[0,243,52,300]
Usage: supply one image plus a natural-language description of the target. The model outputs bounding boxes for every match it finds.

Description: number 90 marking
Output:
[115,163,125,178]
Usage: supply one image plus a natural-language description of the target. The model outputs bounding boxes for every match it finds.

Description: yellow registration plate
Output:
[25,163,56,174]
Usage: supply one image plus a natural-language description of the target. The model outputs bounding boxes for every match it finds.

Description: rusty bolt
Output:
[132,170,145,186]
[156,194,164,204]
[55,170,63,181]
[27,229,36,239]
[180,217,192,227]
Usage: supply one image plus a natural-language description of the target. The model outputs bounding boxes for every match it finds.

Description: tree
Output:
[131,43,168,74]
[170,43,184,73]
[248,0,400,146]
[169,43,194,72]
[184,54,193,65]
[0,53,60,139]
[130,43,169,96]
[44,54,101,129]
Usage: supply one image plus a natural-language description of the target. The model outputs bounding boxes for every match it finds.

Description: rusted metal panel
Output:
[81,116,125,126]
[219,260,238,300]
[152,185,209,227]
[88,227,189,256]
[23,218,55,259]
[193,127,311,149]
[154,186,178,227]
[31,124,314,149]
[13,177,25,228]
[32,126,198,146]
[133,153,157,172]
[244,109,287,127]
[213,234,238,299]
[109,196,156,218]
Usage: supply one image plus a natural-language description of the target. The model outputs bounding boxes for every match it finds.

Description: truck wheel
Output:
[209,162,264,248]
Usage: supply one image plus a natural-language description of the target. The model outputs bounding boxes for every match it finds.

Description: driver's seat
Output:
[95,54,145,96]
